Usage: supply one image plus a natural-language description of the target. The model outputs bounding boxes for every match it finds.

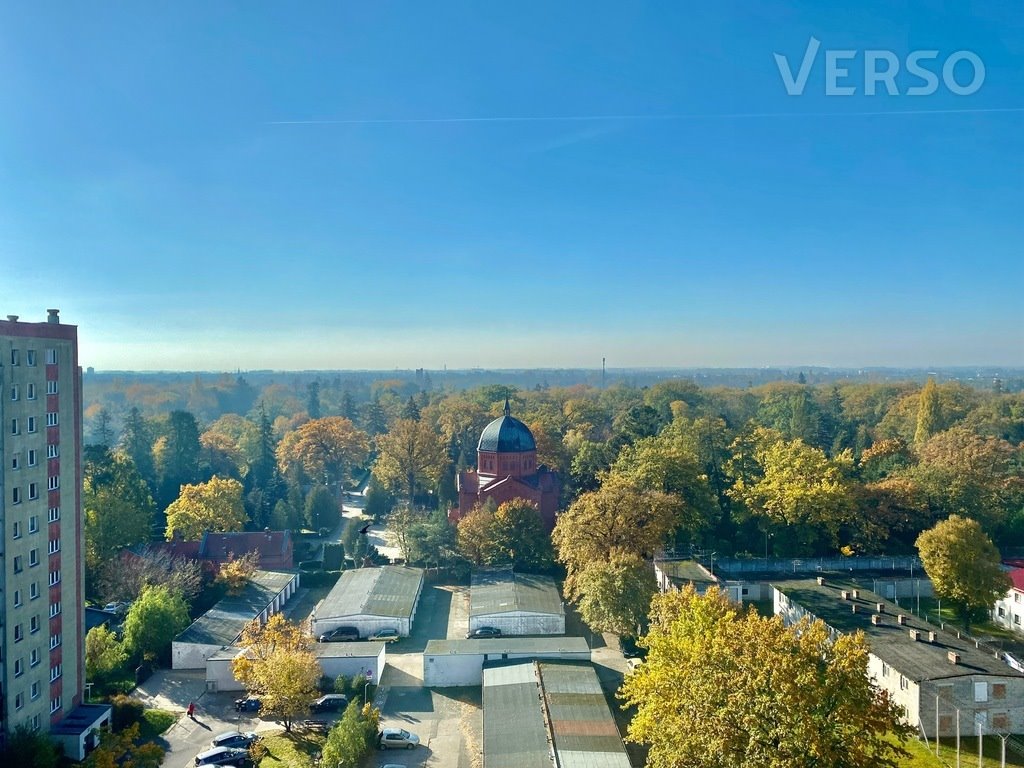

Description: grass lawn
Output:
[257,731,326,768]
[898,734,1024,768]
[139,709,177,741]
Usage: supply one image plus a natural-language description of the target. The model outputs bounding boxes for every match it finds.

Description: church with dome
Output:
[453,399,561,530]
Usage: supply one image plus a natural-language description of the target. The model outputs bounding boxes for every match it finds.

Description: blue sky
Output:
[1,2,1022,370]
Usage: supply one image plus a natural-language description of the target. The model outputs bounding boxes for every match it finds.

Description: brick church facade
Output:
[453,400,561,530]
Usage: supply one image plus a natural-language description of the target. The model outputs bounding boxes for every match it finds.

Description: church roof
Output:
[478,399,536,453]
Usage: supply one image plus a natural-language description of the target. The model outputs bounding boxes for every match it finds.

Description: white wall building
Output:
[423,637,590,687]
[991,568,1024,635]
[469,569,564,636]
[310,566,423,640]
[205,642,386,693]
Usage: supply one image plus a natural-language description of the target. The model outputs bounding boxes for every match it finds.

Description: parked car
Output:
[319,626,359,642]
[233,696,262,713]
[309,694,349,713]
[377,727,420,750]
[618,635,647,660]
[466,626,502,639]
[195,746,250,766]
[103,601,129,615]
[210,731,258,750]
[368,628,400,643]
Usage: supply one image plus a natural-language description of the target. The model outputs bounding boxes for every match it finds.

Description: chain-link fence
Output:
[917,679,1024,767]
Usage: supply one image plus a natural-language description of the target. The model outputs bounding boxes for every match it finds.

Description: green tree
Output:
[154,410,203,508]
[916,515,1011,631]
[122,585,190,662]
[373,418,448,501]
[120,406,155,489]
[322,701,381,768]
[164,476,247,540]
[305,485,340,531]
[572,555,655,636]
[488,499,554,571]
[0,725,60,768]
[406,512,458,570]
[619,586,910,768]
[914,377,943,446]
[84,449,157,575]
[455,502,498,565]
[233,615,321,733]
[86,625,128,683]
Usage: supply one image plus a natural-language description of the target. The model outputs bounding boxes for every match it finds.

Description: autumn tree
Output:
[164,476,247,540]
[456,501,498,565]
[216,551,260,595]
[122,585,190,662]
[488,499,554,571]
[916,515,1011,631]
[233,615,320,732]
[276,416,369,490]
[572,555,655,636]
[83,723,163,768]
[914,377,943,446]
[373,418,448,501]
[620,586,910,768]
[84,449,157,575]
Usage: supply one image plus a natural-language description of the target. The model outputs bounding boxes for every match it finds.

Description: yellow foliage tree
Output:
[276,416,369,488]
[164,476,247,540]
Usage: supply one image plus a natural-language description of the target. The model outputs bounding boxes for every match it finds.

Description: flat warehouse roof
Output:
[773,579,1024,683]
[176,570,297,647]
[471,569,564,617]
[425,637,589,656]
[318,566,424,620]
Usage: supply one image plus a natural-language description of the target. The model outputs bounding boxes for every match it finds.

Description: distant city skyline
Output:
[2,3,1021,371]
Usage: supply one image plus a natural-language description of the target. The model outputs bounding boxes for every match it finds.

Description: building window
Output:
[13,486,21,504]
[11,384,18,400]
[31,715,40,732]
[14,658,24,677]
[30,649,40,667]
[899,675,908,691]
[15,693,24,711]
[50,696,61,714]
[11,348,19,365]
[49,570,61,586]
[29,482,39,500]
[48,506,60,522]
[30,682,40,700]
[1016,593,1021,604]
[46,348,57,364]
[11,417,19,435]
[993,713,1010,730]
[29,548,39,566]
[13,520,22,539]
[27,382,36,399]
[46,380,57,395]
[30,581,39,600]
[48,538,60,554]
[992,683,1006,700]
[26,349,36,366]
[47,444,58,459]
[50,664,62,682]
[974,682,988,702]
[49,601,61,618]
[11,453,20,470]
[30,615,40,633]
[14,589,22,607]
[14,623,23,642]
[28,449,37,466]
[46,412,58,427]
[49,633,61,650]
[28,515,38,533]
[27,416,36,433]
[14,555,23,573]
[48,475,59,491]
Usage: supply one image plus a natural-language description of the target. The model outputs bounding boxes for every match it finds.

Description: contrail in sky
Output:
[269,106,1024,125]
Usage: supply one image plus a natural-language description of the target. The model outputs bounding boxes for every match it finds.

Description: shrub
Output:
[110,694,145,732]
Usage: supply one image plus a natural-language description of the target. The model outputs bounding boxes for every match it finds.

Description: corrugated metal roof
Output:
[482,660,629,768]
[471,569,564,617]
[175,570,297,647]
[658,559,717,584]
[317,566,424,621]
[424,637,589,656]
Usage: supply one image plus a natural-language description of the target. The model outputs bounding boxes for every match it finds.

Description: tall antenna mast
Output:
[602,357,606,389]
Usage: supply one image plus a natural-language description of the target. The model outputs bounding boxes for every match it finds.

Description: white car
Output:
[378,727,420,749]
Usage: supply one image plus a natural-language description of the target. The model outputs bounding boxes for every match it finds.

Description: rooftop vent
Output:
[909,629,922,642]
[47,308,59,324]
[6,315,18,321]
[852,604,859,614]
[876,603,885,613]
[928,631,938,644]
[851,589,860,600]
[817,576,826,586]
[897,615,907,625]
[947,651,961,665]
[840,590,850,600]
[871,614,883,625]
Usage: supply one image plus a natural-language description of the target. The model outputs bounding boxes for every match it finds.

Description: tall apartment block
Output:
[1,310,109,759]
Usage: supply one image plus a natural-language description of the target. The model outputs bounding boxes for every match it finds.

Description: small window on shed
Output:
[992,683,1006,700]
[974,682,988,703]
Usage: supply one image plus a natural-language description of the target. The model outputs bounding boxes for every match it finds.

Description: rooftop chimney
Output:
[851,589,860,600]
[928,631,938,644]
[840,590,850,600]
[897,615,907,625]
[876,603,885,613]
[909,629,921,641]
[47,308,59,324]
[6,315,18,322]
[816,576,826,586]
[947,651,961,665]
[871,614,883,625]
[851,604,859,614]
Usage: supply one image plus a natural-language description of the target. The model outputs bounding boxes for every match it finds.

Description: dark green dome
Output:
[478,400,536,453]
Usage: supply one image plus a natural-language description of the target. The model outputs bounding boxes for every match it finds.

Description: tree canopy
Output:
[619,586,910,768]
[372,417,448,500]
[122,585,190,662]
[164,475,247,540]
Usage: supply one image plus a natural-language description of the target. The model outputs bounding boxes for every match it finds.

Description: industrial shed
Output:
[423,637,590,687]
[470,569,565,636]
[172,570,300,669]
[205,642,386,692]
[310,566,424,639]
[483,660,630,768]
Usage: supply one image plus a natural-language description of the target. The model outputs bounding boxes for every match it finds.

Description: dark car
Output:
[310,694,349,713]
[618,635,647,660]
[466,626,502,639]
[210,731,259,750]
[195,746,250,766]
[319,626,359,642]
[233,696,262,713]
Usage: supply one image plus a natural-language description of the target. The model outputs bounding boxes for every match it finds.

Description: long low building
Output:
[423,637,590,687]
[172,570,300,669]
[205,642,386,693]
[773,579,1024,737]
[483,660,630,768]
[470,569,565,636]
[311,566,424,639]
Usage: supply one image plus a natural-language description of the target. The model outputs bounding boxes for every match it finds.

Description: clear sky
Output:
[1,2,1021,371]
